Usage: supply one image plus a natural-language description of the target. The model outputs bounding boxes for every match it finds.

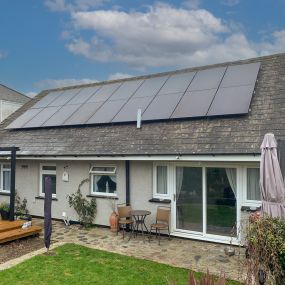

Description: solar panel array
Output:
[7,62,260,129]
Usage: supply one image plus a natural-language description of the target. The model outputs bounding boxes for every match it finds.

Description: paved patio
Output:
[33,218,245,282]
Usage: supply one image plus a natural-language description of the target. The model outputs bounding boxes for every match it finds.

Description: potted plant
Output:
[0,202,10,220]
[108,198,118,233]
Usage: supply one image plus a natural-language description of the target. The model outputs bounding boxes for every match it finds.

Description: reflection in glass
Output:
[206,168,237,236]
[176,167,203,232]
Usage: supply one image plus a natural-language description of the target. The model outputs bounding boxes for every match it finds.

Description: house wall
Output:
[0,158,257,244]
[0,159,126,225]
[0,100,23,122]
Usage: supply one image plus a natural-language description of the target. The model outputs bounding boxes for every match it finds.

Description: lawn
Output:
[0,243,241,285]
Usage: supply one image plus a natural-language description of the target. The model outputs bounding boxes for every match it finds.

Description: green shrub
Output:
[67,178,97,227]
[0,202,9,212]
[246,216,285,284]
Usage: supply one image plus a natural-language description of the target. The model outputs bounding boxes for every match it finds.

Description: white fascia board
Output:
[16,154,261,162]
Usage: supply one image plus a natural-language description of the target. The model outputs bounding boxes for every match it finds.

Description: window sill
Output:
[86,195,118,200]
[149,198,171,204]
[35,196,58,201]
[0,192,10,196]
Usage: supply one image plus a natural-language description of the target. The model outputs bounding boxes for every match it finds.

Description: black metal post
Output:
[126,160,130,206]
[9,149,17,221]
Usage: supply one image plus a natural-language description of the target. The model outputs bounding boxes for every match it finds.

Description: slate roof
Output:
[0,84,30,104]
[0,53,285,157]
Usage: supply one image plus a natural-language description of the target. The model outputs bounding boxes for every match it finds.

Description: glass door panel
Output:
[206,168,237,237]
[176,167,203,232]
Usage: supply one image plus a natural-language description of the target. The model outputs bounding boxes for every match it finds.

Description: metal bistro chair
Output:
[117,204,134,239]
[149,206,171,245]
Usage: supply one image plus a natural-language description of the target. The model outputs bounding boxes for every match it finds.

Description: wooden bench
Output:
[0,221,42,244]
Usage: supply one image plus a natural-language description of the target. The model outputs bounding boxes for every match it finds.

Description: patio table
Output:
[130,210,151,239]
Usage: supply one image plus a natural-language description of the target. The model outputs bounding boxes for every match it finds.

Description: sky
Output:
[0,0,284,97]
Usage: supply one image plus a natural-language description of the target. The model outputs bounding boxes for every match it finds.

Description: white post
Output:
[137,109,142,129]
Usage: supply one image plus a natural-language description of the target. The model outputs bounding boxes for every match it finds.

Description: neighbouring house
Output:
[0,53,284,245]
[0,84,30,122]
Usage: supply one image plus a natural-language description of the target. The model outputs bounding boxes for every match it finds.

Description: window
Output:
[246,168,261,202]
[0,164,11,192]
[90,166,117,196]
[40,164,56,197]
[153,164,169,198]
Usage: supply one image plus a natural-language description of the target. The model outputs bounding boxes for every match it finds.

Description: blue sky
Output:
[0,0,284,96]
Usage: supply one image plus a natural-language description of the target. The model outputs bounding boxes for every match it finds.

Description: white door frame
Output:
[170,161,242,244]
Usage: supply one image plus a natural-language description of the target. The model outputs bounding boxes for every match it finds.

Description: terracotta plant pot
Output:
[109,211,118,233]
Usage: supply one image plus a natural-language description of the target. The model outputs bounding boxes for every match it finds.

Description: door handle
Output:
[173,193,176,202]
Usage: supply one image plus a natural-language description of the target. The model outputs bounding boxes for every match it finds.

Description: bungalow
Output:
[0,83,30,122]
[0,53,284,245]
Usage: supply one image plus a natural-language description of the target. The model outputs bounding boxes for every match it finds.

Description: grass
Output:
[0,243,241,285]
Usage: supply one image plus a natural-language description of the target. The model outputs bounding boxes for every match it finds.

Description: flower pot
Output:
[0,210,10,220]
[109,211,119,233]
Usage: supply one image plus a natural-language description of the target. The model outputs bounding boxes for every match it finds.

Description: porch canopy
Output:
[0,146,19,221]
[260,134,285,218]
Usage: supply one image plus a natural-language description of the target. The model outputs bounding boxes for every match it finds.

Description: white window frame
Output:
[242,166,261,207]
[153,162,171,199]
[90,165,117,197]
[39,163,57,198]
[0,164,11,193]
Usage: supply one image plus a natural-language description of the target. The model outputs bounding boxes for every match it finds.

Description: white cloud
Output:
[34,78,98,89]
[0,50,7,59]
[182,0,201,9]
[108,73,133,80]
[68,4,233,68]
[46,2,285,70]
[44,0,106,12]
[258,30,285,56]
[221,0,240,6]
[26,92,38,98]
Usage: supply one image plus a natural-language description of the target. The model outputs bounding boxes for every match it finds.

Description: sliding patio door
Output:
[176,167,203,233]
[174,165,237,240]
[206,168,237,237]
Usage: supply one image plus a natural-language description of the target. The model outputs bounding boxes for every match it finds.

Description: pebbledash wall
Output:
[0,159,163,227]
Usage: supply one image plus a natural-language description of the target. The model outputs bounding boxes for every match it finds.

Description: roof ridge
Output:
[0,83,30,99]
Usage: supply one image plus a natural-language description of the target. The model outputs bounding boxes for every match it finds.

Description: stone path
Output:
[31,219,245,282]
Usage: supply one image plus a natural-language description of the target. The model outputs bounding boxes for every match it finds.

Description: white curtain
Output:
[247,168,260,200]
[157,166,167,194]
[3,170,11,191]
[176,167,184,200]
[225,168,237,199]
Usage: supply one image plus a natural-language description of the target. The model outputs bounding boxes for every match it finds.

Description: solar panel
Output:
[6,61,260,129]
[188,67,226,91]
[221,62,261,88]
[109,80,144,101]
[143,93,184,120]
[87,100,127,124]
[158,72,195,95]
[132,76,169,98]
[6,108,43,129]
[48,88,81,106]
[23,106,61,128]
[112,97,153,122]
[207,84,255,116]
[172,89,217,118]
[67,86,101,105]
[43,104,81,126]
[63,102,105,125]
[87,82,122,103]
[32,91,63,108]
